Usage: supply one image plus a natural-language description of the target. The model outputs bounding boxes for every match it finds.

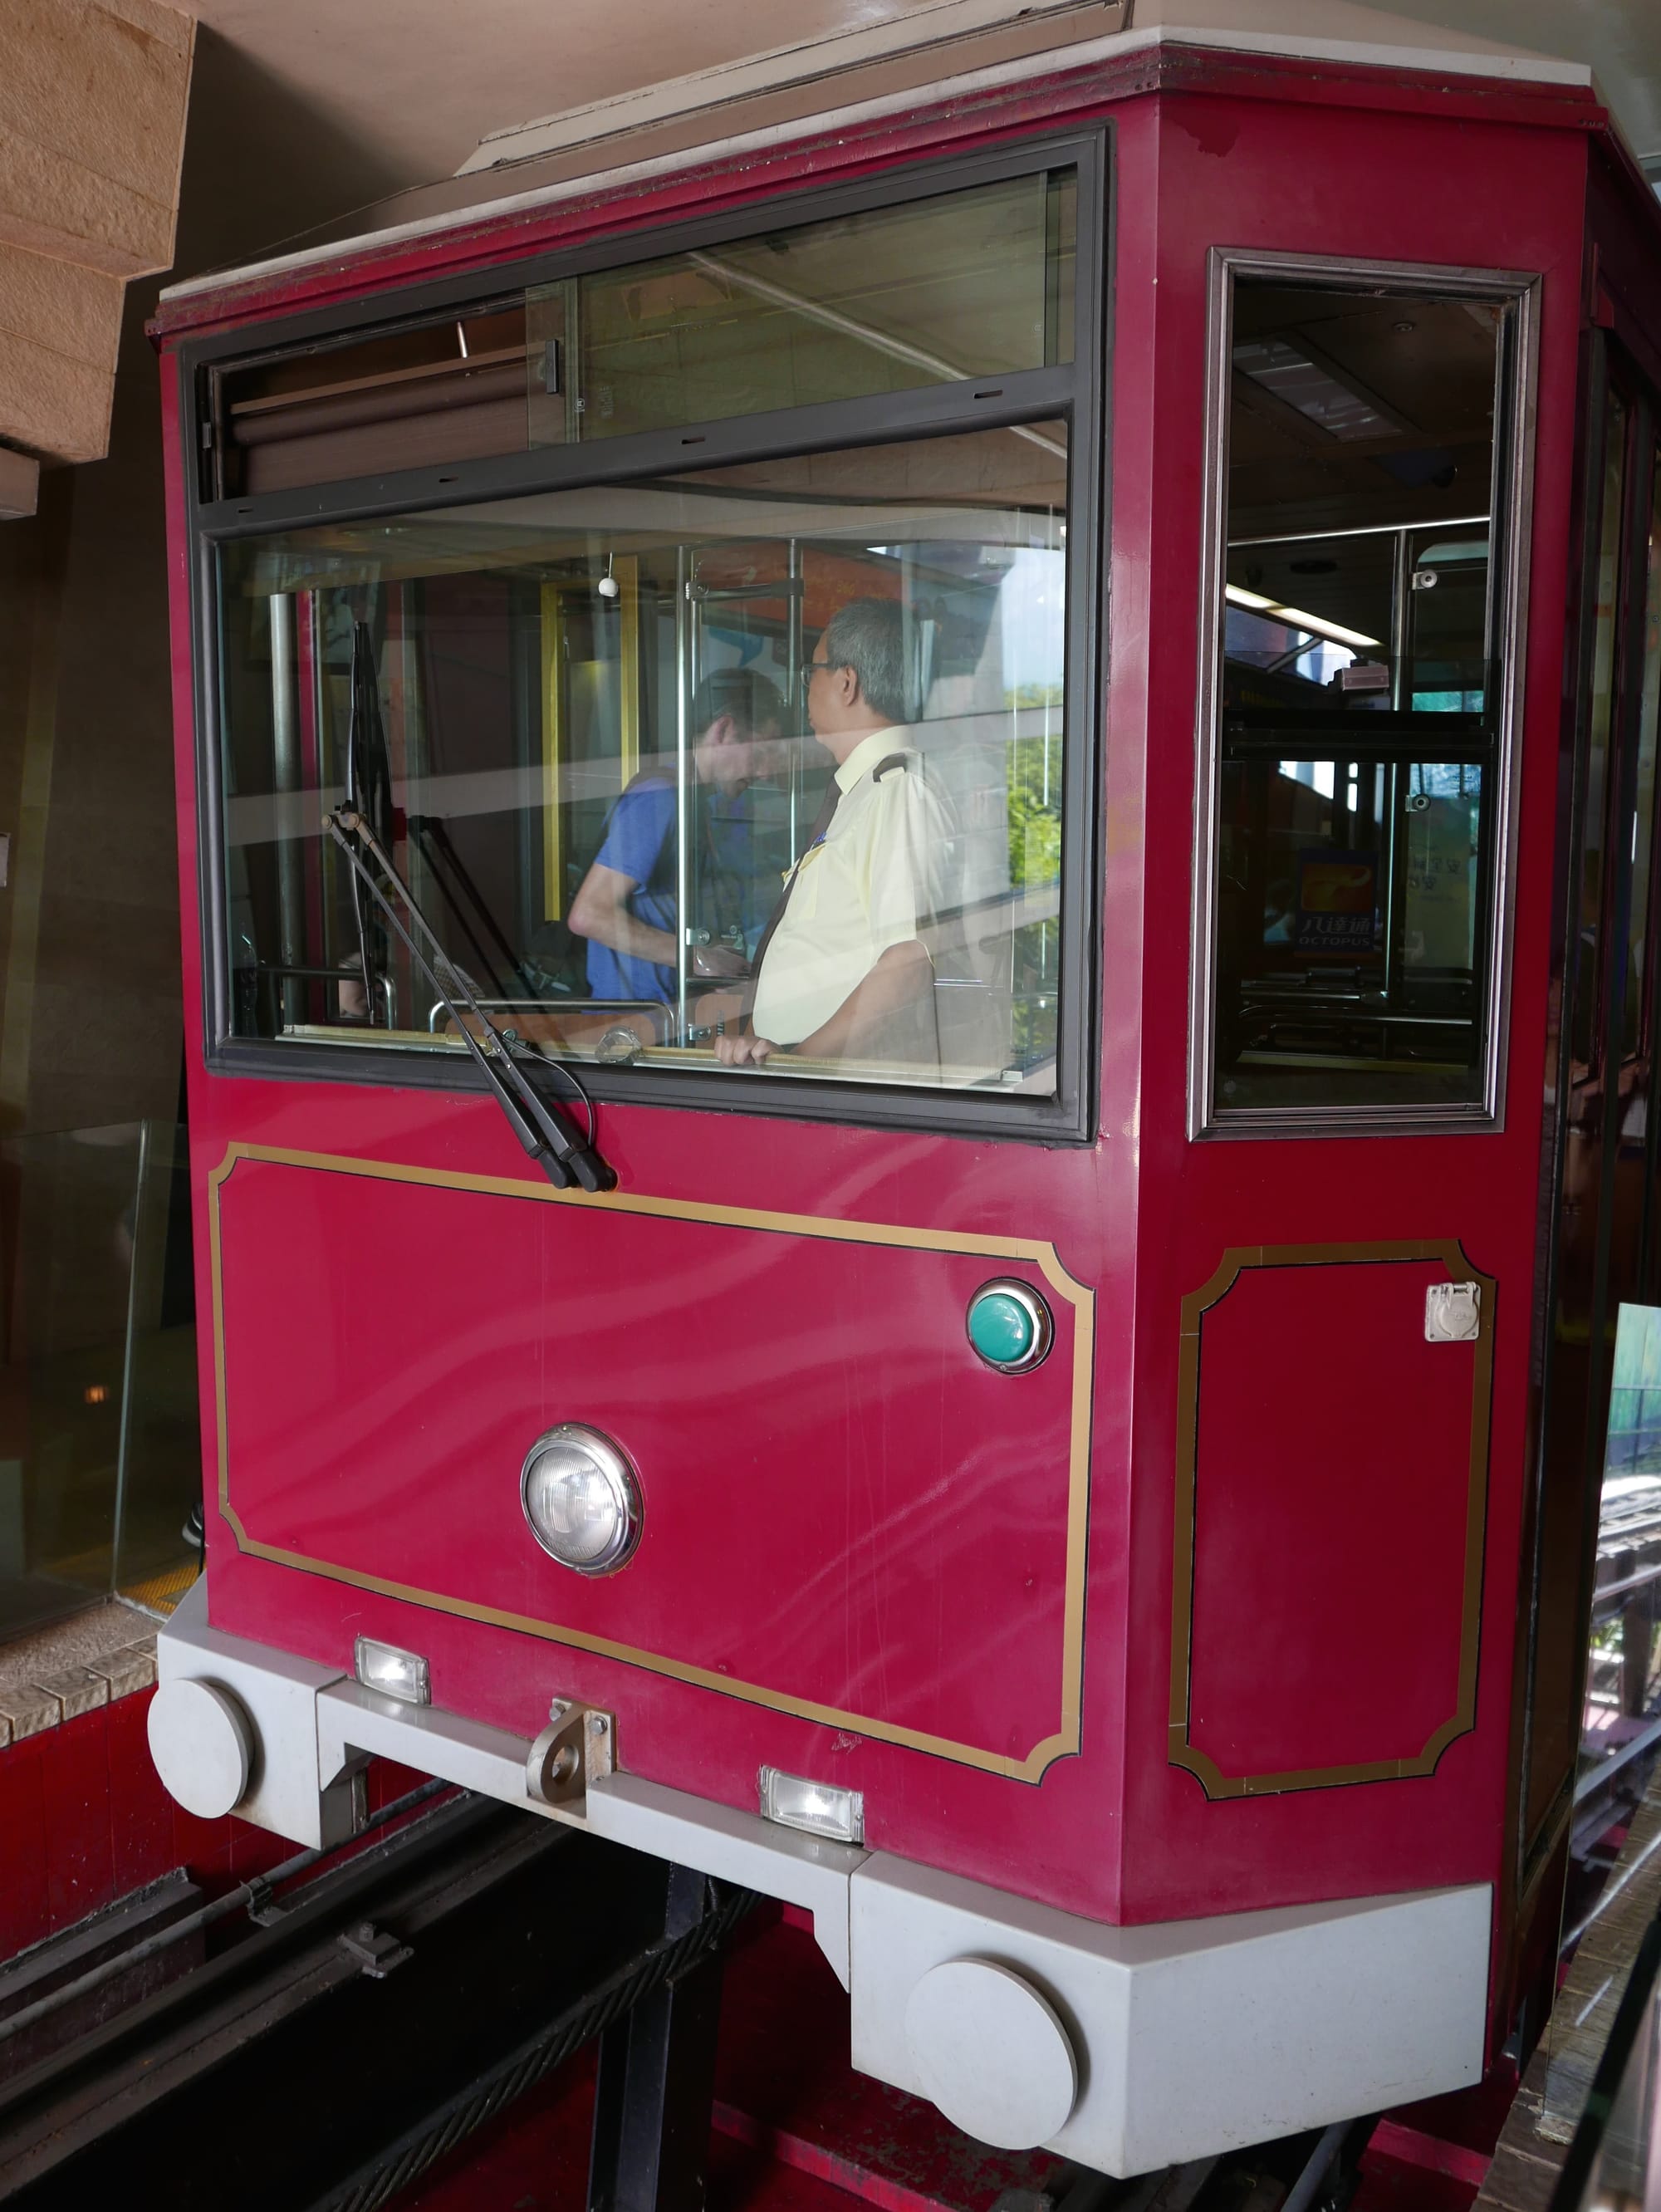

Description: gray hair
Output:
[821,597,909,726]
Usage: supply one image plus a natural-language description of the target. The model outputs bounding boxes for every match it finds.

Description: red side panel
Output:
[1185,1255,1482,1788]
[215,1150,1085,1773]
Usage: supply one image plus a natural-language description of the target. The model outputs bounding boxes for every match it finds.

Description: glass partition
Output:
[0,1123,201,1641]
[1199,268,1526,1127]
[1551,1911,1661,2211]
[217,419,1070,1093]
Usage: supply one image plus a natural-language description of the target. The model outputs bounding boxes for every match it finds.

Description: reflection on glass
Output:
[1625,454,1661,1062]
[1583,1305,1661,1782]
[1551,1909,1661,2212]
[1558,1302,1661,2049]
[0,1123,200,1639]
[213,169,1075,498]
[218,420,1068,1092]
[1574,395,1630,1075]
[529,170,1075,446]
[1208,277,1508,1114]
[1218,753,1485,1107]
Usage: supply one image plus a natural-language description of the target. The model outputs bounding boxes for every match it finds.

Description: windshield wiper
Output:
[326,806,616,1195]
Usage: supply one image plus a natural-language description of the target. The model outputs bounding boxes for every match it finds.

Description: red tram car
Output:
[142,0,1661,2173]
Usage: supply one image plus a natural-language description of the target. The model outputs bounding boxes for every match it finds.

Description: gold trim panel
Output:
[1169,1238,1494,1799]
[208,1141,1095,1783]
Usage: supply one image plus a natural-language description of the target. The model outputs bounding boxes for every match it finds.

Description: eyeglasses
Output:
[797,653,836,702]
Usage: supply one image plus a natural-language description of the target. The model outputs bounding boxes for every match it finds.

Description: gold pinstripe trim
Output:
[1169,1239,1494,1799]
[208,1140,1095,1782]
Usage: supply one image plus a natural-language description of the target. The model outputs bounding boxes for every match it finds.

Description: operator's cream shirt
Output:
[751,727,955,1048]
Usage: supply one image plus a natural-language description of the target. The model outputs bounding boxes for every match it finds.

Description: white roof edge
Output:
[159,13,1596,309]
[459,0,1119,174]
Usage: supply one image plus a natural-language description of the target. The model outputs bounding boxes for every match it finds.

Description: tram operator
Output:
[715,596,953,1069]
[567,668,786,1002]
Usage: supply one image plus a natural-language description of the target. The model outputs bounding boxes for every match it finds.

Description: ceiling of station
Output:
[167,0,1661,285]
[1377,0,1661,163]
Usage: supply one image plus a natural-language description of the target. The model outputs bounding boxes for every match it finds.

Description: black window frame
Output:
[179,130,1109,1146]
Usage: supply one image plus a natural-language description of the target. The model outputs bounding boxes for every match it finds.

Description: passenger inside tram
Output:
[714,596,957,1070]
[566,668,787,1003]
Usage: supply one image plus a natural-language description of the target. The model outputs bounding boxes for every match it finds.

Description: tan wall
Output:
[0,29,410,1140]
[0,0,194,465]
[15,300,182,1135]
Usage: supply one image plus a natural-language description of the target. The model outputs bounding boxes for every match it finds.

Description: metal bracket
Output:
[243,1876,285,1928]
[527,1698,615,1810]
[1425,1281,1482,1342]
[337,1920,413,1979]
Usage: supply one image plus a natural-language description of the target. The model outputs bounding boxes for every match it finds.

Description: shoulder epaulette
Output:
[872,753,911,781]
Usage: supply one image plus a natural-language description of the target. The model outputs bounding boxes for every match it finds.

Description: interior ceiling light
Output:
[1232,336,1391,442]
[1225,583,1381,652]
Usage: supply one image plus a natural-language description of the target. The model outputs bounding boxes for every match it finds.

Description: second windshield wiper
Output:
[326,807,616,1195]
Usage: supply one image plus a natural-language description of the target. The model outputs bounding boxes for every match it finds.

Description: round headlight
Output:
[521,1425,641,1574]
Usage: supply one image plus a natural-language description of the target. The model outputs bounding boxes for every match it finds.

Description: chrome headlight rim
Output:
[519,1422,643,1576]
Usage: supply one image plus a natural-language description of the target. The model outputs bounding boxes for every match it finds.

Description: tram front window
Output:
[216,420,1068,1094]
[1202,272,1521,1122]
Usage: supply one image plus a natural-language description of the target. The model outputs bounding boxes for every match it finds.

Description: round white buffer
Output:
[904,1957,1079,2148]
[147,1677,254,1820]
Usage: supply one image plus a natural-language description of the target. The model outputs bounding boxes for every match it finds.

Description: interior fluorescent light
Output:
[1225,583,1381,652]
[1233,336,1390,442]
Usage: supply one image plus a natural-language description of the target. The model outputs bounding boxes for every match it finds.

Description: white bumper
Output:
[150,1582,1490,2175]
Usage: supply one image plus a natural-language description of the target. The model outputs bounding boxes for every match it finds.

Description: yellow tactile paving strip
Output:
[118,1560,198,1616]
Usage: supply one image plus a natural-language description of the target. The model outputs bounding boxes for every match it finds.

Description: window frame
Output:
[1187,245,1542,1142]
[180,130,1109,1146]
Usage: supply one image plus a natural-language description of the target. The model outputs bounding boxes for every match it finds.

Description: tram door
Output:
[1517,343,1661,1971]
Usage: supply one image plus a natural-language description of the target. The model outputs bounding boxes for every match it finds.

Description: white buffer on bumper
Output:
[149,1582,1491,2175]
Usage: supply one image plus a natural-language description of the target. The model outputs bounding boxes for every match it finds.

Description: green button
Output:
[968,1289,1035,1367]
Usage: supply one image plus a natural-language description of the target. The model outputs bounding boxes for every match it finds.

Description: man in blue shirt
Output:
[567,669,786,1003]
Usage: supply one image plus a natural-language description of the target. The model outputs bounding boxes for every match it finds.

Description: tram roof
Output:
[154,0,1606,326]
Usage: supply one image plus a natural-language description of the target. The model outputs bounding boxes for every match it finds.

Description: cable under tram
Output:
[9,2,1661,2206]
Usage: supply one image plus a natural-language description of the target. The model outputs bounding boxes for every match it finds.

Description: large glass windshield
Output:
[217,421,1069,1094]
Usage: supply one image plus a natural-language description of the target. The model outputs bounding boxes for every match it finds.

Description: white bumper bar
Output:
[150,1582,1490,2175]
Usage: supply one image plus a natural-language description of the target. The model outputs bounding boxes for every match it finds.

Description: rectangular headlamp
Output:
[354,1635,430,1707]
[758,1765,865,1846]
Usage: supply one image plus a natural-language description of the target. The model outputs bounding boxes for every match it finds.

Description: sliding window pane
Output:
[213,168,1075,497]
[527,169,1076,446]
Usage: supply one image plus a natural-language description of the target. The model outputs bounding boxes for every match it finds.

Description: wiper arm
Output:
[405,812,536,1001]
[326,807,616,1195]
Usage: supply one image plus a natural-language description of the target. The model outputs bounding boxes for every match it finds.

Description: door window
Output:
[1196,265,1534,1131]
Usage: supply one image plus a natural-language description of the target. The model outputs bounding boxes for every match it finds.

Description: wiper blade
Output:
[326,807,616,1195]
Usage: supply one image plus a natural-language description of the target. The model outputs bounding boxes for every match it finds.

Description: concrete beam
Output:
[0,444,38,517]
[0,0,193,461]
